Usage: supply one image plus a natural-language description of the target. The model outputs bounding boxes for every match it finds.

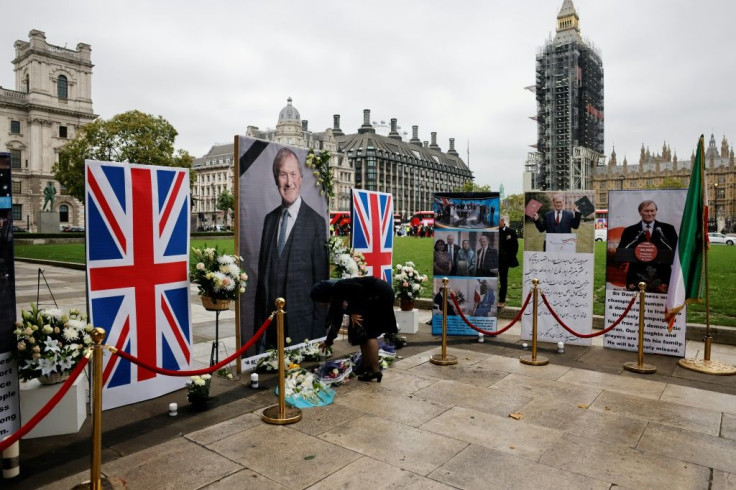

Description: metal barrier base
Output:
[623,361,657,374]
[262,405,302,425]
[430,354,458,366]
[678,358,736,375]
[519,355,549,366]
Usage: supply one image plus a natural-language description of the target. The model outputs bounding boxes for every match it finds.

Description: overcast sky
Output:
[2,1,733,196]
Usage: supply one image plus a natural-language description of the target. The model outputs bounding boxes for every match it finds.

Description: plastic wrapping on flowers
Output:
[314,358,352,386]
[277,367,335,408]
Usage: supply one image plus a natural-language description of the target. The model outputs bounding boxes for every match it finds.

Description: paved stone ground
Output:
[6,262,736,489]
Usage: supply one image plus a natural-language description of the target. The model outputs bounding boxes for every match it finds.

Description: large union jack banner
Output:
[351,189,393,284]
[85,160,191,410]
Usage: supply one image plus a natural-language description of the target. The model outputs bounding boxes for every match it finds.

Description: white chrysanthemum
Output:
[41,308,63,320]
[202,374,211,380]
[412,283,420,291]
[226,264,240,277]
[63,327,79,342]
[217,254,235,265]
[196,262,205,271]
[67,319,86,330]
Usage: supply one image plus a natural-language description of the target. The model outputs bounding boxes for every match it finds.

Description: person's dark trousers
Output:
[498,263,510,303]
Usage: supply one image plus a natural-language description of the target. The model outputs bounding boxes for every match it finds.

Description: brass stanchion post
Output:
[624,282,656,373]
[74,328,112,490]
[262,298,302,424]
[431,278,458,366]
[520,278,548,366]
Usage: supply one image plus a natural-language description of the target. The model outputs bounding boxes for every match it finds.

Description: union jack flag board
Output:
[85,160,191,410]
[351,189,393,284]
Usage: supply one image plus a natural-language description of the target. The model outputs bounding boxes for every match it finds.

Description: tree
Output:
[502,193,525,225]
[454,181,491,192]
[217,188,235,216]
[54,110,194,201]
[655,177,685,189]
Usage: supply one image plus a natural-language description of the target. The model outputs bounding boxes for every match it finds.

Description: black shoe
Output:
[358,371,383,383]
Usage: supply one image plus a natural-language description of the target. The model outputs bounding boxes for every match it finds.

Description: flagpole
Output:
[677,135,735,375]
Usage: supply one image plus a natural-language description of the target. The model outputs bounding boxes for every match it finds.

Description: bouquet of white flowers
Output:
[392,261,428,301]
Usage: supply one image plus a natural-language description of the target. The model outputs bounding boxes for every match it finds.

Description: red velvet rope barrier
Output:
[539,291,638,338]
[0,357,90,452]
[113,314,272,376]
[449,291,533,336]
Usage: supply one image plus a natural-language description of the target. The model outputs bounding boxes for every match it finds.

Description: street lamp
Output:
[618,174,624,190]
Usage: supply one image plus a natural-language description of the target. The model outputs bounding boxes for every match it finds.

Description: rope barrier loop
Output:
[449,290,533,337]
[539,290,638,338]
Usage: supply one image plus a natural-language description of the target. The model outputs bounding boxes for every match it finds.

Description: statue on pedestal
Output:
[42,181,56,212]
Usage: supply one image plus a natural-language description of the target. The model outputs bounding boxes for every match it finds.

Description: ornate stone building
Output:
[192,97,349,229]
[0,30,95,231]
[334,109,473,219]
[592,134,736,232]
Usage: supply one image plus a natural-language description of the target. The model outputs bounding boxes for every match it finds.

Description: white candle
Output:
[169,402,177,416]
[478,334,484,343]
[557,341,565,353]
[522,343,528,350]
[251,372,259,389]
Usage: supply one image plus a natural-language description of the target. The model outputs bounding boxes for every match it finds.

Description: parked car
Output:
[12,225,27,233]
[67,226,85,232]
[708,232,734,245]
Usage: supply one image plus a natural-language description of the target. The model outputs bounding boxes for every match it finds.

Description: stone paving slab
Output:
[414,378,533,417]
[590,390,722,436]
[723,413,736,441]
[557,367,667,400]
[309,456,454,490]
[429,444,614,490]
[660,382,736,415]
[520,396,649,447]
[539,432,711,490]
[334,386,452,427]
[637,422,736,474]
[474,353,572,380]
[208,424,361,489]
[491,372,602,405]
[420,405,564,461]
[319,414,468,476]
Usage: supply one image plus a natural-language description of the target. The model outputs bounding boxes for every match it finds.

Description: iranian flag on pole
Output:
[664,135,706,330]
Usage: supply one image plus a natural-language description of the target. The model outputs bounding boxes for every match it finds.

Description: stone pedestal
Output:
[396,309,418,334]
[20,373,87,438]
[38,211,60,233]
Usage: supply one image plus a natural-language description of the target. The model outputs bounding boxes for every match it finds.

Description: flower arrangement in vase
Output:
[190,247,247,310]
[393,262,428,310]
[13,304,94,383]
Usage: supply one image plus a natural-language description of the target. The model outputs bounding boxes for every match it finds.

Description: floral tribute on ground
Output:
[13,304,94,382]
[189,247,247,301]
[187,374,212,409]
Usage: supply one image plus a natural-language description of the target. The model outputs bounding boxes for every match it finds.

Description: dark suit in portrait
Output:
[255,199,328,350]
[475,246,499,277]
[534,209,581,234]
[617,219,678,293]
[447,241,460,275]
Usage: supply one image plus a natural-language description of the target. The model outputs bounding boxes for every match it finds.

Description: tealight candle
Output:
[478,334,485,343]
[557,341,565,354]
[522,343,528,350]
[169,402,177,416]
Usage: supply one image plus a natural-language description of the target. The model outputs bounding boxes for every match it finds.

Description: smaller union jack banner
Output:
[85,160,191,410]
[351,189,393,284]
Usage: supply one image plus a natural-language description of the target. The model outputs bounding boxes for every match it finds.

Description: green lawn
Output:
[14,236,736,327]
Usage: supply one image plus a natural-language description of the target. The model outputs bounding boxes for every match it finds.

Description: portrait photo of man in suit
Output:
[475,234,499,277]
[446,233,460,275]
[254,147,328,351]
[533,193,581,234]
[616,199,678,293]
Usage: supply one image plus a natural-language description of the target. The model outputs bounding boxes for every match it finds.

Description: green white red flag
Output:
[664,135,706,330]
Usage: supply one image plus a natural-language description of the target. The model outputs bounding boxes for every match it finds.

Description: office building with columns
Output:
[333,109,473,219]
[0,30,95,231]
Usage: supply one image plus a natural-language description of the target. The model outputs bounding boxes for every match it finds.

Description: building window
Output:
[57,75,68,99]
[10,120,20,134]
[59,126,68,138]
[10,149,21,169]
[58,204,69,222]
[12,204,22,221]
[12,181,21,194]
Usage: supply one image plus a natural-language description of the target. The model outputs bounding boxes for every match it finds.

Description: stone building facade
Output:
[592,134,736,232]
[334,109,473,219]
[0,30,95,231]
